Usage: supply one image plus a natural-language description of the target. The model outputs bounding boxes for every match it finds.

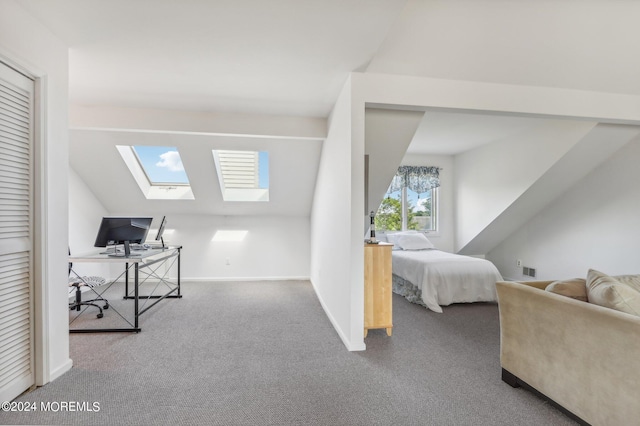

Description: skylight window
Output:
[133,146,190,184]
[212,150,269,202]
[117,145,195,200]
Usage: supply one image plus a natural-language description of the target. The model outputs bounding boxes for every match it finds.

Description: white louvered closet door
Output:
[0,61,35,402]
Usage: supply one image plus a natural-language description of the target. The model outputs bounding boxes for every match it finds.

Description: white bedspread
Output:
[392,249,503,313]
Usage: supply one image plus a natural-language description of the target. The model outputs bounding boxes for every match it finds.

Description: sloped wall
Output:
[364,108,424,222]
[488,135,640,280]
[455,123,640,256]
[453,119,596,252]
[68,167,110,278]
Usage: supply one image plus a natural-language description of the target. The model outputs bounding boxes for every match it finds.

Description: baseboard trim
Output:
[310,279,366,352]
[111,276,311,283]
[49,358,73,383]
[182,276,311,282]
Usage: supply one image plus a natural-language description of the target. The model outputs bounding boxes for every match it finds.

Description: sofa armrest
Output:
[496,280,640,426]
[498,280,554,290]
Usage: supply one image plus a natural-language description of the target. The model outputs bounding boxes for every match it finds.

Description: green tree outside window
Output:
[375,196,419,231]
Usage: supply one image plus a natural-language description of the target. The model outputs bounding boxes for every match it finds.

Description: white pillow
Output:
[396,233,435,250]
[386,231,417,246]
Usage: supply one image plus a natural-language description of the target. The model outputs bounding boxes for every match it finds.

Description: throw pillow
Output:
[586,269,640,317]
[612,274,640,293]
[545,278,588,302]
[396,233,435,251]
[385,231,416,246]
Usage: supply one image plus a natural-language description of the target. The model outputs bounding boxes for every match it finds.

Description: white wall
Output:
[69,168,108,253]
[453,120,596,251]
[488,136,640,280]
[68,172,311,280]
[310,77,364,350]
[401,154,454,253]
[156,214,310,280]
[0,0,71,384]
[68,167,111,278]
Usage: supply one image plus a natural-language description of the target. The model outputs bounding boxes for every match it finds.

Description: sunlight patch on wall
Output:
[212,230,249,242]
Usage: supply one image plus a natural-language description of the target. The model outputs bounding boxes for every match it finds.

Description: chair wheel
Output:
[97,313,104,319]
[104,304,109,309]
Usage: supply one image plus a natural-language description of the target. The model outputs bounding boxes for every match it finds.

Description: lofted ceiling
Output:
[17,0,407,117]
[18,0,640,155]
[367,1,640,98]
[16,0,640,119]
[16,0,640,220]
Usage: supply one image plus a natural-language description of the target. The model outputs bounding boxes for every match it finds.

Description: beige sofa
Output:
[496,276,640,426]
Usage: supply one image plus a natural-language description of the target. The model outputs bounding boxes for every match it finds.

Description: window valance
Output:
[389,166,440,194]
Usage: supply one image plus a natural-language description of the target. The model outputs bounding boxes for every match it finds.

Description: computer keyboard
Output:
[130,243,165,251]
[100,247,123,254]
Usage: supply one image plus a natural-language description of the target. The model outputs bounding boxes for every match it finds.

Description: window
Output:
[408,187,437,231]
[116,145,194,200]
[376,187,438,232]
[375,165,440,232]
[132,146,189,184]
[212,150,269,202]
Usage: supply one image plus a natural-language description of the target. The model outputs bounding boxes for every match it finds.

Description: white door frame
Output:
[0,54,51,388]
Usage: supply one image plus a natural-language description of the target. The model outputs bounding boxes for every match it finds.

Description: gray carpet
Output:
[3,281,576,425]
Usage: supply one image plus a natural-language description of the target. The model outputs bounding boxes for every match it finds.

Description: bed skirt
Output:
[392,274,427,308]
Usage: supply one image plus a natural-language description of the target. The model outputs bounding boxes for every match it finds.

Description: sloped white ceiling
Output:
[20,0,640,242]
[18,0,640,116]
[458,123,640,254]
[70,129,322,216]
[408,110,571,155]
[18,0,407,117]
[367,1,640,97]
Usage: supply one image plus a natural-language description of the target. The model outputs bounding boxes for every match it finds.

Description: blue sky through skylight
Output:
[258,151,269,189]
[133,146,190,184]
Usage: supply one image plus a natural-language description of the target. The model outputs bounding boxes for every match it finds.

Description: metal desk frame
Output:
[68,246,182,333]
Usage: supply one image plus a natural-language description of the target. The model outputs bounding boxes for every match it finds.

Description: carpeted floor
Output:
[2,280,576,425]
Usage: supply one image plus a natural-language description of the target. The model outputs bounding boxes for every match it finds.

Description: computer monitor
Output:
[155,215,167,248]
[94,217,153,257]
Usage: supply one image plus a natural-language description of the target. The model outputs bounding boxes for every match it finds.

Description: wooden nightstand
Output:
[364,242,393,337]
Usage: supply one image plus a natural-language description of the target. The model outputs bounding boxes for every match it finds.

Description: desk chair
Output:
[68,251,109,318]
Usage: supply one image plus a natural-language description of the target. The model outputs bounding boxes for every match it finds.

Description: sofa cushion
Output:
[545,278,588,302]
[612,274,640,293]
[586,269,640,317]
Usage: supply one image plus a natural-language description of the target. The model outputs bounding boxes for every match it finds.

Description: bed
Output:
[383,232,503,313]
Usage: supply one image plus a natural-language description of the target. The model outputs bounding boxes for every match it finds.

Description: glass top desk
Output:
[68,245,182,333]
